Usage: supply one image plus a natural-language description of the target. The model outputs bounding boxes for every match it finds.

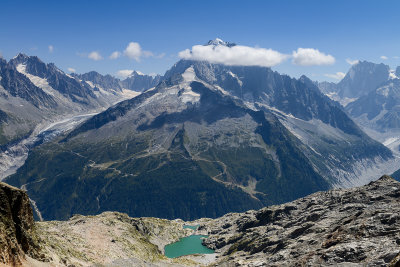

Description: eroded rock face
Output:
[200,175,400,266]
[0,182,40,266]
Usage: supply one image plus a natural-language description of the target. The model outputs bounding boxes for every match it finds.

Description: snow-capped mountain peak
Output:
[12,52,29,60]
[206,38,236,47]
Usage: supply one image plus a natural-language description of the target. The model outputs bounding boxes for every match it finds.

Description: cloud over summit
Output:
[179,42,336,68]
[179,44,288,67]
[116,69,134,78]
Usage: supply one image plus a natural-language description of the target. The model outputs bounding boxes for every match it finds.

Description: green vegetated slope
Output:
[6,79,329,221]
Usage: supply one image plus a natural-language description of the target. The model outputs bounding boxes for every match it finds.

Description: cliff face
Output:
[0,182,40,266]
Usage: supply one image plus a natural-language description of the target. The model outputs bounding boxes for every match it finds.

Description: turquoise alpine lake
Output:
[164,235,215,258]
[183,225,199,230]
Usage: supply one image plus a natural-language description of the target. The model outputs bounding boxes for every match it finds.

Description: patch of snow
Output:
[55,68,64,74]
[182,66,196,82]
[377,84,391,97]
[389,69,398,79]
[244,101,257,111]
[324,92,357,107]
[85,80,95,88]
[16,64,57,97]
[121,89,141,99]
[214,84,231,96]
[179,66,201,104]
[340,97,358,107]
[134,70,144,76]
[383,137,399,146]
[227,71,243,86]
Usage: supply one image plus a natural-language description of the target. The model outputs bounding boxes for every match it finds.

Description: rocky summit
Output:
[201,175,400,266]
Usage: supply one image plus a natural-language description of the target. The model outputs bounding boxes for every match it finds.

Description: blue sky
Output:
[0,0,399,81]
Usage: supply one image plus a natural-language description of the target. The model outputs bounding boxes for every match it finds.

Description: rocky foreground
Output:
[1,175,400,266]
[201,175,400,266]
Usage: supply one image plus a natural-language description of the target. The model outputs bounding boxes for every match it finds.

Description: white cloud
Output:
[142,50,154,57]
[346,58,359,65]
[380,55,388,60]
[292,48,335,66]
[156,52,166,59]
[88,51,103,61]
[48,45,54,53]
[123,42,155,62]
[116,69,134,78]
[124,42,142,61]
[68,67,76,73]
[179,44,288,67]
[324,72,346,80]
[109,51,121,59]
[394,56,399,59]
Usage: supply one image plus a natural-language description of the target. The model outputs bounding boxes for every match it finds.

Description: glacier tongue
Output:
[0,112,98,181]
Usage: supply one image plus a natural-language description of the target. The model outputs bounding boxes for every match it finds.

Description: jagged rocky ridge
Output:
[315,60,400,134]
[0,54,121,148]
[346,77,400,132]
[164,59,393,186]
[0,53,159,149]
[201,175,400,266]
[0,53,160,180]
[316,60,400,161]
[73,70,162,93]
[317,61,392,106]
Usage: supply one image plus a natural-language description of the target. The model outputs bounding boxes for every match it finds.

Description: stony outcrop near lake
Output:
[201,175,400,266]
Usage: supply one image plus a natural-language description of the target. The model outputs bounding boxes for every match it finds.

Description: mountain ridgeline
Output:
[72,70,162,92]
[165,60,393,186]
[0,53,161,149]
[5,51,393,221]
[315,60,400,133]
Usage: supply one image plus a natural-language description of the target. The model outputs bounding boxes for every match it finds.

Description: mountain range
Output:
[316,60,400,161]
[3,40,396,221]
[0,53,160,178]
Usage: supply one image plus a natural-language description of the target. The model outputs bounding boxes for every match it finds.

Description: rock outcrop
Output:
[0,182,40,266]
[36,212,208,266]
[200,175,400,266]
